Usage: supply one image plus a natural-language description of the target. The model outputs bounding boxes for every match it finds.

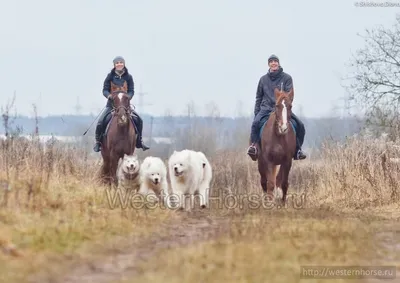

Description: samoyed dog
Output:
[138,156,169,204]
[117,153,141,192]
[168,149,212,210]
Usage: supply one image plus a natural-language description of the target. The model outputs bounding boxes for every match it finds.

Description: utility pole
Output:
[75,96,82,115]
[136,84,152,115]
[149,116,154,147]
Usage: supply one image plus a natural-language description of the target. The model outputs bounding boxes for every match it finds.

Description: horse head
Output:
[273,87,294,135]
[110,82,131,126]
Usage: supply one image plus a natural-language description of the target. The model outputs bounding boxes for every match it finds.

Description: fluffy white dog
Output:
[117,154,141,192]
[138,156,169,204]
[168,149,212,210]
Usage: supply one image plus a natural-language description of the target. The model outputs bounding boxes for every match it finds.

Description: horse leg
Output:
[280,161,292,206]
[257,156,267,193]
[100,158,111,186]
[275,165,284,201]
[110,155,120,189]
[266,164,280,202]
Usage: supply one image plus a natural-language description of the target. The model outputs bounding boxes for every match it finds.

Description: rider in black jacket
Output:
[93,56,150,152]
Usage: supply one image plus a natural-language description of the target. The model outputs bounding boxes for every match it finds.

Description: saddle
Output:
[258,113,297,141]
[101,108,139,139]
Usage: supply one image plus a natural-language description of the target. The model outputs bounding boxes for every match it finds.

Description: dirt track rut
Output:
[29,211,230,283]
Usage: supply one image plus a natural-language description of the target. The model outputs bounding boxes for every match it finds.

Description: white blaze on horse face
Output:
[117,92,127,124]
[118,92,124,101]
[280,100,288,133]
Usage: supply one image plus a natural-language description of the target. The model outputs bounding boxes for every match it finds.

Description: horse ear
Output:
[110,82,117,92]
[274,88,280,101]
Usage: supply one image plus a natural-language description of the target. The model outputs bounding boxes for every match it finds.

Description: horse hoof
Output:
[200,204,206,209]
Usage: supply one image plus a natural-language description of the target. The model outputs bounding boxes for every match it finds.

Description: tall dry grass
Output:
[0,134,174,282]
[1,131,399,225]
[210,135,400,210]
[0,128,399,282]
[117,134,400,283]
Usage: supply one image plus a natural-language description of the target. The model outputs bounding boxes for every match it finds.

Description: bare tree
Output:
[1,92,18,138]
[163,108,175,137]
[342,14,400,138]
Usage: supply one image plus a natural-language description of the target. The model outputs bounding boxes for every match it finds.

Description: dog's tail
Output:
[198,152,212,183]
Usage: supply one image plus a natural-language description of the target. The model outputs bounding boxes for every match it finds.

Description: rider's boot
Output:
[294,138,307,160]
[137,134,150,151]
[247,143,258,161]
[134,114,150,151]
[295,149,307,160]
[93,123,102,152]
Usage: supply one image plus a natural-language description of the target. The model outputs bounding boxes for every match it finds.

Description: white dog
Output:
[117,153,141,192]
[168,149,212,210]
[138,156,169,204]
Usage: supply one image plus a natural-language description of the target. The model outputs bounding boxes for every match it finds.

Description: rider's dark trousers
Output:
[95,106,112,141]
[291,112,305,148]
[250,109,271,144]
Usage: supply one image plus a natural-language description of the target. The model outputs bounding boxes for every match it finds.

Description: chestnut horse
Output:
[100,81,137,187]
[257,87,296,204]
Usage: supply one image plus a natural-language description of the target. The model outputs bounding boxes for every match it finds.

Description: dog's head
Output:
[169,150,192,177]
[141,157,166,186]
[121,154,140,174]
[148,172,161,185]
[172,162,189,177]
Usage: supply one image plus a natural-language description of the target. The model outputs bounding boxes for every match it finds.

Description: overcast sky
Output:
[0,0,397,118]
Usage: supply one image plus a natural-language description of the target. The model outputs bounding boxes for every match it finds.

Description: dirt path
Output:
[29,210,231,283]
[27,209,400,283]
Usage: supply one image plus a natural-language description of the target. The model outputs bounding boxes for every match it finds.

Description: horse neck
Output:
[116,120,131,134]
[269,112,280,138]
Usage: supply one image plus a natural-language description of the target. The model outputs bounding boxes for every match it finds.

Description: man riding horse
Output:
[247,54,306,161]
[93,56,150,152]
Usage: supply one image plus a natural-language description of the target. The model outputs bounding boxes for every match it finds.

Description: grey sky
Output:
[0,0,397,118]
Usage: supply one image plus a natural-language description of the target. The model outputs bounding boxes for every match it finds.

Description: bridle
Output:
[109,90,132,116]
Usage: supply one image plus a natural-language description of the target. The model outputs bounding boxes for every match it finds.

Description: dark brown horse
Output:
[257,87,296,204]
[100,81,137,187]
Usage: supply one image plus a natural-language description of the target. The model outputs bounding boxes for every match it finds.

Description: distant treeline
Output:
[1,113,365,150]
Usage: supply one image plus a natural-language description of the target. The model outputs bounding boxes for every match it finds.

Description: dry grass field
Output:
[0,133,400,283]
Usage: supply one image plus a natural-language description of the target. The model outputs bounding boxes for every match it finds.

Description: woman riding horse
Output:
[93,56,150,152]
